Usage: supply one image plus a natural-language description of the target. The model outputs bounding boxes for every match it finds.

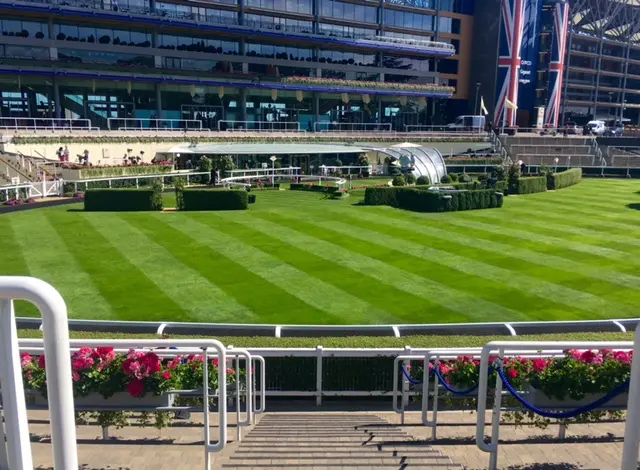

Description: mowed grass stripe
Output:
[125,215,326,324]
[87,213,256,323]
[313,205,640,291]
[304,216,637,319]
[0,216,42,317]
[465,210,640,251]
[45,211,190,322]
[191,213,422,324]
[8,211,113,320]
[162,214,388,325]
[222,212,526,322]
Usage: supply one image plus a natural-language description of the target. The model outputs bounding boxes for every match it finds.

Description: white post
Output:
[0,277,78,470]
[316,346,323,406]
[236,356,241,442]
[0,409,9,469]
[621,326,640,470]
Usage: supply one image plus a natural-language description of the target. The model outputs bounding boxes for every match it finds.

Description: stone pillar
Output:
[53,77,62,119]
[377,99,383,123]
[239,88,247,122]
[82,90,89,120]
[152,31,161,68]
[313,92,320,130]
[48,18,58,59]
[155,84,162,118]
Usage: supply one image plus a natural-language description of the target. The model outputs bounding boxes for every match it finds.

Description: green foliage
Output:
[363,187,398,205]
[477,173,489,182]
[416,175,430,186]
[405,173,416,185]
[507,164,520,194]
[440,174,452,183]
[248,194,257,204]
[75,165,172,179]
[84,189,160,212]
[549,168,582,190]
[290,184,338,193]
[150,180,164,211]
[392,175,406,187]
[174,178,186,210]
[182,189,248,211]
[448,173,458,182]
[395,188,503,213]
[493,165,506,181]
[216,155,235,178]
[198,156,213,172]
[516,176,547,194]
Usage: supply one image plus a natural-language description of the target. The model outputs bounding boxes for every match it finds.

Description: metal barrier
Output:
[476,340,635,470]
[621,326,640,470]
[404,125,484,134]
[0,277,78,470]
[314,122,392,132]
[0,181,62,200]
[219,120,301,132]
[63,171,210,194]
[0,118,92,130]
[107,118,203,131]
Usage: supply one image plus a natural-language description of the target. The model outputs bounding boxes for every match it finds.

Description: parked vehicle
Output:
[447,115,485,132]
[603,120,624,137]
[584,120,606,135]
[563,122,581,135]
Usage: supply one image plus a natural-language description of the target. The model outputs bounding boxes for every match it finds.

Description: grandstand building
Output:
[0,0,477,130]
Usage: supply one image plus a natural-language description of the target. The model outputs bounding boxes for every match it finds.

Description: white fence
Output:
[218,120,301,132]
[404,124,484,134]
[0,118,94,130]
[0,181,61,200]
[107,118,203,131]
[314,122,392,132]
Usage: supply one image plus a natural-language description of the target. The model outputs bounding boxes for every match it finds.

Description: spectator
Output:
[56,147,64,162]
[83,149,90,166]
[63,146,70,162]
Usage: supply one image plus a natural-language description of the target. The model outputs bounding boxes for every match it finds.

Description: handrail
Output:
[218,120,300,132]
[0,117,92,130]
[107,118,203,131]
[476,340,634,470]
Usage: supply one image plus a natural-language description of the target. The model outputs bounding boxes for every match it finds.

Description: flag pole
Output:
[501,104,506,135]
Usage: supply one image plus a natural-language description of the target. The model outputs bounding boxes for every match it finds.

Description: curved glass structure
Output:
[377,147,447,185]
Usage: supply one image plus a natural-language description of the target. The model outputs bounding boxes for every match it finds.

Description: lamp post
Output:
[270,155,276,187]
[474,82,481,116]
[554,157,559,174]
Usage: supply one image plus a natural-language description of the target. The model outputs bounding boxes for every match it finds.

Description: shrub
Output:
[448,173,458,182]
[405,173,416,185]
[507,164,520,194]
[516,176,547,194]
[248,194,257,204]
[416,175,430,186]
[493,165,506,181]
[477,173,489,182]
[392,175,406,187]
[364,187,398,206]
[290,184,337,193]
[440,175,452,183]
[395,188,503,213]
[182,189,248,211]
[216,155,235,178]
[549,168,582,190]
[150,180,163,211]
[174,178,186,210]
[84,189,159,211]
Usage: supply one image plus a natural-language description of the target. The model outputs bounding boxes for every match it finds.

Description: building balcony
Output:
[0,0,456,57]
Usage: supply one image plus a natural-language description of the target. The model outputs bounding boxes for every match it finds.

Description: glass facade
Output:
[0,0,471,129]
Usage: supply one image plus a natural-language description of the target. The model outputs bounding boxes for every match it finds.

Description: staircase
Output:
[220,413,461,469]
[500,135,602,168]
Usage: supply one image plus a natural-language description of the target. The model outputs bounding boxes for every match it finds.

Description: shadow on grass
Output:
[66,208,85,212]
[626,203,640,211]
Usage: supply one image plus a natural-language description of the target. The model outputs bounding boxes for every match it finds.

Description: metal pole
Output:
[315,346,323,406]
[621,325,640,470]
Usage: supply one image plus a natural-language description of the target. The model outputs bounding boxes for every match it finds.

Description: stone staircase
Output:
[219,413,462,469]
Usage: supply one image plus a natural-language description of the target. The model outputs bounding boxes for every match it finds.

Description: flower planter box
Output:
[526,386,628,409]
[26,391,175,409]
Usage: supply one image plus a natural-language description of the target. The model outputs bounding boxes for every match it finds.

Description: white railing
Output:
[0,118,93,130]
[218,120,301,132]
[622,326,640,470]
[107,118,203,131]
[221,167,302,189]
[63,171,209,193]
[405,124,484,134]
[0,181,62,200]
[314,122,392,132]
[359,35,456,53]
[475,340,636,470]
[0,277,78,470]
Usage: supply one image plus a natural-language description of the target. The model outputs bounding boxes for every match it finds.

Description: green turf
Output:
[2,178,640,325]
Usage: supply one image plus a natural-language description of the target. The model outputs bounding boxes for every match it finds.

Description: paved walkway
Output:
[28,410,627,469]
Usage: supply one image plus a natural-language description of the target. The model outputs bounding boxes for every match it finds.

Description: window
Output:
[246,0,311,14]
[438,58,458,74]
[384,9,433,31]
[0,19,48,39]
[322,0,377,24]
[244,14,313,33]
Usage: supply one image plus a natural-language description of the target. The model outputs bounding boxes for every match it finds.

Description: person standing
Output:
[63,145,70,162]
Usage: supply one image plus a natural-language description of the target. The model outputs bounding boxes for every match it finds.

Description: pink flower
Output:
[600,349,613,358]
[127,349,144,361]
[20,353,33,368]
[162,370,171,380]
[405,365,412,372]
[211,359,219,368]
[428,362,434,371]
[96,347,116,362]
[37,355,46,369]
[566,349,582,361]
[508,369,519,379]
[531,359,548,372]
[226,368,235,375]
[580,350,602,365]
[72,371,80,382]
[127,379,145,398]
[488,355,498,365]
[72,357,94,371]
[614,351,631,365]
[438,364,450,375]
[122,359,141,377]
[167,357,182,370]
[458,356,473,364]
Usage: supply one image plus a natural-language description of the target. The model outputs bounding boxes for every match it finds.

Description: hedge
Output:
[549,168,582,190]
[182,189,248,211]
[75,164,172,179]
[364,187,398,206]
[396,188,503,213]
[516,176,547,194]
[290,184,339,193]
[84,189,160,211]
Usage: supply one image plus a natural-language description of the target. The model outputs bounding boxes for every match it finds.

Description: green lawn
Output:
[2,178,640,325]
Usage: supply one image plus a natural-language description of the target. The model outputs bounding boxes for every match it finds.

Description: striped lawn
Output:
[1,178,640,324]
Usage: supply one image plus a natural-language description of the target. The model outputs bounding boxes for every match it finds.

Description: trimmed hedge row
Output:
[364,187,503,212]
[84,189,160,211]
[290,183,339,194]
[515,176,547,194]
[182,189,248,211]
[549,168,582,190]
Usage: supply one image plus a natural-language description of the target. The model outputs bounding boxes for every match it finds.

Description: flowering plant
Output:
[282,77,455,95]
[21,347,242,400]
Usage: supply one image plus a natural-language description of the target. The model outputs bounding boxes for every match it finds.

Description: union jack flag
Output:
[544,1,570,127]
[495,0,525,127]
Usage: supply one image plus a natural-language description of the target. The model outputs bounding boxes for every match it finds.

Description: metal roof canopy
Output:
[166,143,368,155]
